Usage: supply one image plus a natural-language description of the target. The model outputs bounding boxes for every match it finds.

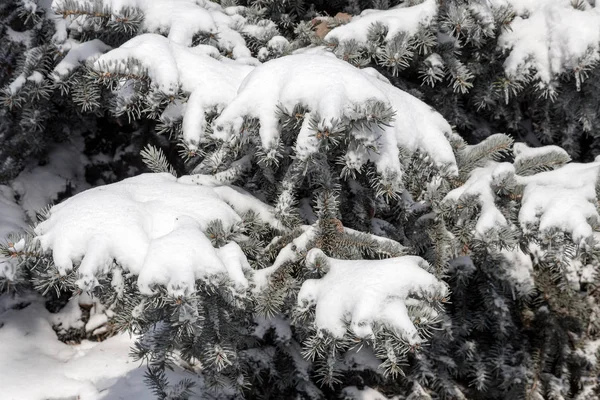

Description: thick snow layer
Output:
[495,0,600,84]
[35,173,257,294]
[214,54,457,176]
[179,174,284,230]
[297,249,447,341]
[517,161,600,243]
[325,0,600,86]
[93,34,253,149]
[325,0,437,44]
[54,0,258,54]
[0,294,200,400]
[446,153,600,243]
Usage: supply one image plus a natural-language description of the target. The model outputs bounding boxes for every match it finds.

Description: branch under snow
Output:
[297,248,448,342]
[34,173,271,295]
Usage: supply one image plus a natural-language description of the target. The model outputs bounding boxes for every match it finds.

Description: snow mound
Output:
[54,0,259,56]
[297,248,448,342]
[445,153,600,243]
[34,173,261,295]
[179,174,284,230]
[325,0,437,45]
[496,0,600,86]
[517,161,600,243]
[214,54,457,177]
[93,34,253,150]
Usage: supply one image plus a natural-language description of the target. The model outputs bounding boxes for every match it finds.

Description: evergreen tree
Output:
[0,1,599,399]
[297,0,600,160]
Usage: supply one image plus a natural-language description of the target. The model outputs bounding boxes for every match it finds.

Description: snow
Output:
[325,0,437,44]
[495,0,600,85]
[253,315,292,342]
[86,313,108,333]
[53,39,111,80]
[257,35,291,62]
[0,186,27,239]
[214,54,458,178]
[50,296,85,332]
[54,0,257,54]
[342,346,382,373]
[444,161,513,235]
[137,219,249,296]
[179,174,284,230]
[214,54,388,144]
[34,173,284,294]
[513,142,569,163]
[341,386,389,400]
[445,147,600,243]
[500,249,534,297]
[576,339,600,366]
[253,225,316,292]
[37,0,68,43]
[324,0,600,87]
[10,139,89,220]
[517,161,600,243]
[368,66,458,176]
[8,74,27,95]
[5,27,33,46]
[297,248,448,341]
[0,187,27,280]
[93,34,253,150]
[0,294,200,400]
[0,140,86,280]
[513,142,571,173]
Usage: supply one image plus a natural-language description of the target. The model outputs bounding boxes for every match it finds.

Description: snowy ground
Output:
[0,293,200,400]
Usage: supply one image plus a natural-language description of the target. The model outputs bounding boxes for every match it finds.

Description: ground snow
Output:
[0,187,27,239]
[0,187,27,280]
[11,139,90,220]
[0,294,199,400]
